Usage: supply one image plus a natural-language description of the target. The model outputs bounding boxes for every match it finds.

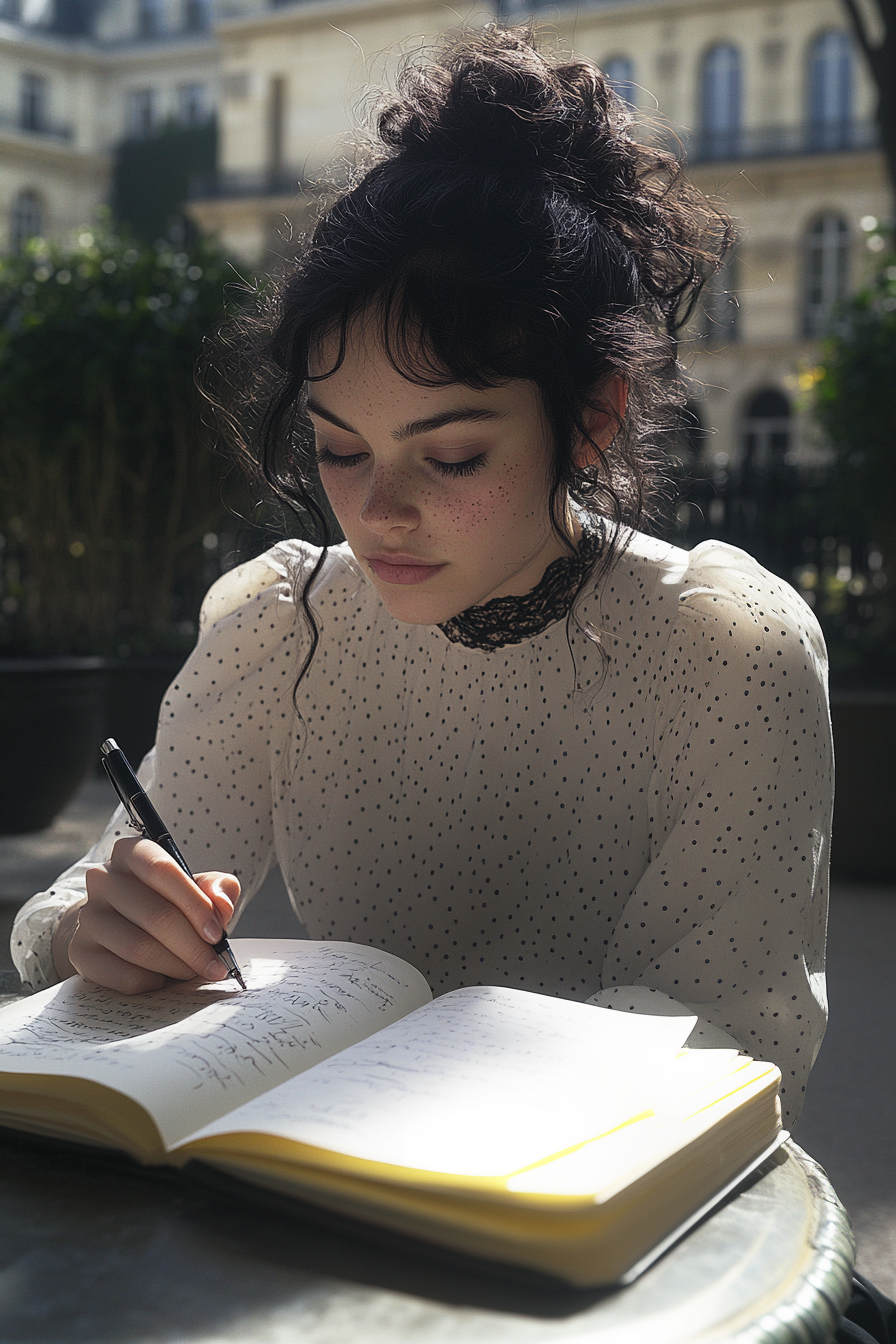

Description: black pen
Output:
[100,738,247,990]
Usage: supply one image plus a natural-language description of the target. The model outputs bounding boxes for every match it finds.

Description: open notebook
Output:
[0,938,783,1286]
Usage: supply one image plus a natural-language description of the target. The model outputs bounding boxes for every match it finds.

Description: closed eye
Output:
[316,446,367,470]
[428,454,486,478]
[317,446,487,478]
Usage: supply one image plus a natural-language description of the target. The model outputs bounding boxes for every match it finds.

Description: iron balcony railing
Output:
[0,108,74,142]
[685,119,878,165]
[189,167,307,200]
[190,120,880,201]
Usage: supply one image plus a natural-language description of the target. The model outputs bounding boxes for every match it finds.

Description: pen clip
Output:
[101,752,146,835]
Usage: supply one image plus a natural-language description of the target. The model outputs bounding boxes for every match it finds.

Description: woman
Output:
[12,30,831,1137]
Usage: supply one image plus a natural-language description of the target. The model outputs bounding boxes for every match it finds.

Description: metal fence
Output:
[665,459,893,685]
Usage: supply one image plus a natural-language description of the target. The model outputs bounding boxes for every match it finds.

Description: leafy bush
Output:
[112,119,217,245]
[814,234,896,534]
[0,222,245,656]
[812,226,896,681]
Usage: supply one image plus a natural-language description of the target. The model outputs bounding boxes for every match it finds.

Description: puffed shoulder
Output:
[197,540,364,634]
[600,532,828,693]
[677,538,827,677]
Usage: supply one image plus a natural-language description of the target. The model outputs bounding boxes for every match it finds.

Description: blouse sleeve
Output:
[9,547,308,992]
[588,542,833,1127]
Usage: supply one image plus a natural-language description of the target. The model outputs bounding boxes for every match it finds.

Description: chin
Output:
[373,586,467,627]
[380,598,457,626]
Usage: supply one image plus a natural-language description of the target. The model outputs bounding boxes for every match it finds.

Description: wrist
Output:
[51,900,87,981]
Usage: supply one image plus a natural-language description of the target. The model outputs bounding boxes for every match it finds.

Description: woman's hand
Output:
[52,836,241,994]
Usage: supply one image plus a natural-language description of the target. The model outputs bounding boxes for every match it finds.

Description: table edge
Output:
[730,1141,856,1344]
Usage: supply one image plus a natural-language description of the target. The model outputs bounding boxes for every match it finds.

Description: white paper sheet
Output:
[0,940,432,1149]
[185,985,697,1178]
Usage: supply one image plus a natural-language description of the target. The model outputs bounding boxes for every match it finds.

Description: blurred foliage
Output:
[810,223,896,681]
[813,229,896,532]
[0,221,249,656]
[112,119,217,246]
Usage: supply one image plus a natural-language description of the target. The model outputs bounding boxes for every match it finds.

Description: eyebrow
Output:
[306,398,503,442]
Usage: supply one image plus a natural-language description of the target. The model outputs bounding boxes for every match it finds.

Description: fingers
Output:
[107,838,228,944]
[78,890,215,979]
[195,872,241,927]
[65,837,242,995]
[69,942,169,997]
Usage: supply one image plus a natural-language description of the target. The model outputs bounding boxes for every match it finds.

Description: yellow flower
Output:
[797,365,824,393]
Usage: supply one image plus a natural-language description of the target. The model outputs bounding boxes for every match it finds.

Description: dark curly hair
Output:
[208,25,734,677]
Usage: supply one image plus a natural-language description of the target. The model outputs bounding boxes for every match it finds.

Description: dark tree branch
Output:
[841,0,875,58]
[841,0,896,198]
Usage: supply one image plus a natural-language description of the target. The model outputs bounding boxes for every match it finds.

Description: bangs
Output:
[308,233,546,394]
[297,155,639,404]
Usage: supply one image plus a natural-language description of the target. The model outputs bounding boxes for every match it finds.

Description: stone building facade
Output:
[553,0,891,476]
[0,0,237,252]
[2,0,891,478]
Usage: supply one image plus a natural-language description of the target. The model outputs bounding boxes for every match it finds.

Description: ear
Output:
[573,376,628,468]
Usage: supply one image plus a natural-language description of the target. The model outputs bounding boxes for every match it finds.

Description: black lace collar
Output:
[438,530,602,651]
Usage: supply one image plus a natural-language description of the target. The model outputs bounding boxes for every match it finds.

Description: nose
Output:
[359,464,421,535]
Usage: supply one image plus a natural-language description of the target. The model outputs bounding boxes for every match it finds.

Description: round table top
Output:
[0,1131,854,1343]
[0,975,855,1343]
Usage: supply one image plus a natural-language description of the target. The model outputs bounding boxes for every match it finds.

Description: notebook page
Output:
[184,985,697,1178]
[0,940,431,1149]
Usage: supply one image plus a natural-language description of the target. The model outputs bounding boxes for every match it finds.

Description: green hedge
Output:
[0,224,246,655]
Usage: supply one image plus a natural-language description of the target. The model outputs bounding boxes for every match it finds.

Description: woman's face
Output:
[308,327,575,625]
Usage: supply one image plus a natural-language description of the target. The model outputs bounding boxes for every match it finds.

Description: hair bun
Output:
[377,26,628,191]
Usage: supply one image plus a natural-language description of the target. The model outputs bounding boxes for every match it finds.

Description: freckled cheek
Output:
[429,480,521,536]
[318,476,356,521]
[463,475,549,560]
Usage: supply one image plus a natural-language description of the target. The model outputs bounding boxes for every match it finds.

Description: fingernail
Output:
[203,919,222,943]
[205,956,227,980]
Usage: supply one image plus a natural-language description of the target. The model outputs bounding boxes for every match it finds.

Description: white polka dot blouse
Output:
[11,530,833,1125]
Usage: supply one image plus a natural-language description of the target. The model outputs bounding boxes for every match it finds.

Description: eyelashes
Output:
[316,447,487,478]
[429,454,486,478]
[315,448,366,471]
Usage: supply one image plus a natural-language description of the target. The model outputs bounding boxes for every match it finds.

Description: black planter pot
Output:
[830,692,896,883]
[0,658,106,836]
[101,657,185,774]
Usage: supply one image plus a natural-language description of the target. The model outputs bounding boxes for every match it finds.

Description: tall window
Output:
[9,188,43,250]
[138,0,162,37]
[267,75,287,179]
[604,56,636,108]
[702,258,739,346]
[742,389,791,475]
[183,0,209,31]
[19,72,48,132]
[808,31,854,150]
[803,214,850,337]
[700,44,742,159]
[127,88,157,140]
[177,82,207,125]
[21,0,53,21]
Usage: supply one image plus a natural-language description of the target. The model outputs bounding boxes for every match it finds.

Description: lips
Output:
[365,554,447,585]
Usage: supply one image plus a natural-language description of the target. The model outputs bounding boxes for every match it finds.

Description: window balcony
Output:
[686,119,878,165]
[0,108,74,142]
[189,167,307,200]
